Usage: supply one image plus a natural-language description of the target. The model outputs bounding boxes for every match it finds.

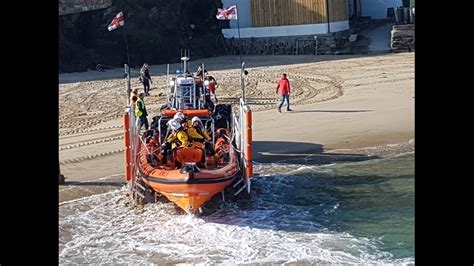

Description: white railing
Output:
[124,63,140,184]
[233,97,253,193]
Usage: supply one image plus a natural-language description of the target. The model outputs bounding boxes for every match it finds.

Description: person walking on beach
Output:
[139,63,153,96]
[135,92,149,130]
[276,73,292,112]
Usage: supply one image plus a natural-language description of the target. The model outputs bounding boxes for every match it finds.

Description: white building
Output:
[221,0,350,38]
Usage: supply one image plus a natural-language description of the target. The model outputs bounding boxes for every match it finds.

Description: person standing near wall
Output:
[139,63,153,96]
[276,73,292,112]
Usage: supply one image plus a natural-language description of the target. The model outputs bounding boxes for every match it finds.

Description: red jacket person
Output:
[276,73,292,112]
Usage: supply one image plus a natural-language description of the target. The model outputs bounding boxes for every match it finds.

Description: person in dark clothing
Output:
[135,92,149,130]
[195,65,207,79]
[204,89,214,111]
[140,63,153,96]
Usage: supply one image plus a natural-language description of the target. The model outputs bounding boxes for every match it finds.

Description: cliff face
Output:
[59,0,226,73]
[59,0,113,16]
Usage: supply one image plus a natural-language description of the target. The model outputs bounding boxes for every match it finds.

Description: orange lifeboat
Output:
[123,57,253,214]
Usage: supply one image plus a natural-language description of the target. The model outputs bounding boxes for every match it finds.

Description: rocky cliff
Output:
[59,0,226,73]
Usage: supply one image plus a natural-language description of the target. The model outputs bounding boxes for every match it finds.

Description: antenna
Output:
[180,49,190,73]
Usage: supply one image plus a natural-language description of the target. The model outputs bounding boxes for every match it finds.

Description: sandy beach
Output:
[59,53,414,202]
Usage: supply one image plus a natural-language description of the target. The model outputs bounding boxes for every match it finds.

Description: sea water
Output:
[59,148,414,264]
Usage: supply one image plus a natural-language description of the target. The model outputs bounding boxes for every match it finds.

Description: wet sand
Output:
[59,53,414,202]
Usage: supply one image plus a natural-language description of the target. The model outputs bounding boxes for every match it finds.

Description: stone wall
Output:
[391,24,414,52]
[222,31,351,56]
[59,0,113,16]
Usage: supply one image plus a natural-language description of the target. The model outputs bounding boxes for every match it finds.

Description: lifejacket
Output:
[167,130,190,148]
[135,97,145,117]
[187,123,211,142]
[197,126,211,141]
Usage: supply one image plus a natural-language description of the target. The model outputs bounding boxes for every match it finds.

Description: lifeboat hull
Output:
[138,146,240,213]
[145,176,236,213]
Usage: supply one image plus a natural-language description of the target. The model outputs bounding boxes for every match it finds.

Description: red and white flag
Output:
[216,5,238,20]
[108,11,125,31]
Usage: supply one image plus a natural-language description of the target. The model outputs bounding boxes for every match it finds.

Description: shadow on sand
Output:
[253,140,378,165]
[286,109,372,113]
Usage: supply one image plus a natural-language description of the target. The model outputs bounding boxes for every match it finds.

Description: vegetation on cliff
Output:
[59,0,227,72]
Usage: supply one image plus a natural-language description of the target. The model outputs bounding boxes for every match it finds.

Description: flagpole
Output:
[121,25,131,100]
[109,12,131,99]
[125,64,131,103]
[235,5,244,101]
[121,27,131,68]
[217,5,244,99]
[236,10,243,67]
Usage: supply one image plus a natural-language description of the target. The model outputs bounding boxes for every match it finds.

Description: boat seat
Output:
[174,147,203,164]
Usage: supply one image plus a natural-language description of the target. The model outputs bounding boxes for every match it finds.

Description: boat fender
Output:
[180,164,200,179]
